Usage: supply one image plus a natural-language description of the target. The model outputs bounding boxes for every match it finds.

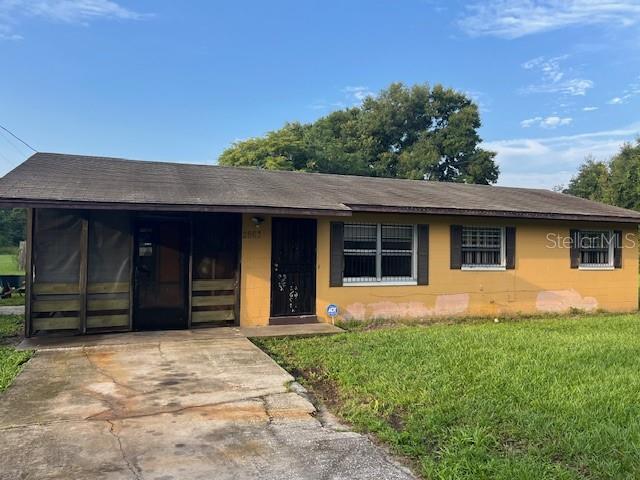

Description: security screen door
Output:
[270,217,317,317]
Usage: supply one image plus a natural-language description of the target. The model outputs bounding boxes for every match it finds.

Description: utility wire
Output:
[0,124,37,153]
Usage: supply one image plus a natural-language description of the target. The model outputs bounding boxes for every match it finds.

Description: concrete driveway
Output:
[0,328,415,480]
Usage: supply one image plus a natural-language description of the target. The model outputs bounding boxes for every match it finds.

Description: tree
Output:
[608,141,640,210]
[0,209,26,247]
[218,123,310,171]
[219,83,499,184]
[564,140,640,210]
[564,156,610,202]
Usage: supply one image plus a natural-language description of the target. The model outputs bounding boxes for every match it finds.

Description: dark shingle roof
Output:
[1,152,639,223]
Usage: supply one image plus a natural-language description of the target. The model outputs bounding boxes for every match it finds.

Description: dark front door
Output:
[134,217,188,330]
[271,218,317,317]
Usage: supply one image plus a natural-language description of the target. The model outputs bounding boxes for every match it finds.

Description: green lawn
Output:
[0,252,25,305]
[0,315,31,392]
[0,296,24,306]
[0,254,23,275]
[257,314,640,480]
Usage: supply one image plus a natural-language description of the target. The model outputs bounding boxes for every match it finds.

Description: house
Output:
[0,152,638,337]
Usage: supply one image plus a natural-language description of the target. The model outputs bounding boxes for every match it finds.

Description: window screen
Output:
[87,212,132,330]
[344,223,415,283]
[344,224,377,282]
[381,224,413,279]
[192,214,240,281]
[33,209,82,285]
[462,227,504,267]
[31,209,83,332]
[578,231,612,267]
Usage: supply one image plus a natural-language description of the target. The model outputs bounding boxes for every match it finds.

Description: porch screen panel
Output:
[87,212,132,331]
[31,209,83,333]
[191,214,240,326]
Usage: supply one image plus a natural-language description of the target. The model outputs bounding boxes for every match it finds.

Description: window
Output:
[344,224,377,282]
[344,223,416,284]
[461,226,505,269]
[577,230,614,269]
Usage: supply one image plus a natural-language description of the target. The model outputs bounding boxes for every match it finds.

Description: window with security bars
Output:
[578,231,613,267]
[344,223,416,283]
[461,227,504,268]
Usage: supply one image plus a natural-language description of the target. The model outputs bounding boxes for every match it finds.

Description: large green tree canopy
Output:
[564,140,640,210]
[219,83,499,184]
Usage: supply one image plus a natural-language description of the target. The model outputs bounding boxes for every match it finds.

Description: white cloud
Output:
[522,56,567,82]
[459,0,640,39]
[27,0,144,23]
[521,56,593,97]
[311,86,375,110]
[607,77,640,105]
[521,115,572,129]
[542,116,572,128]
[582,106,598,111]
[0,0,146,39]
[485,122,640,188]
[520,117,542,128]
[342,86,374,103]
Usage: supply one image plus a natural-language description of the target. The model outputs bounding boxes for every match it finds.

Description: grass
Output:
[0,251,25,305]
[0,296,24,306]
[0,315,31,392]
[0,254,23,275]
[257,314,640,480]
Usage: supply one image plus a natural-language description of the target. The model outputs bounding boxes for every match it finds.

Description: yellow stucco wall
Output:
[240,212,638,326]
[239,214,273,326]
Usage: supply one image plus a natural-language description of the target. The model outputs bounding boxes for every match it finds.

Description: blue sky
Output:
[0,0,639,188]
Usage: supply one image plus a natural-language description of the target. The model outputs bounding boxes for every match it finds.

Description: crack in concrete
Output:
[106,419,143,480]
[85,392,281,422]
[82,348,143,394]
[0,390,292,430]
[258,395,274,426]
[156,343,169,364]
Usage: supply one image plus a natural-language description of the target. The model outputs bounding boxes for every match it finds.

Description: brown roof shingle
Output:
[1,152,639,223]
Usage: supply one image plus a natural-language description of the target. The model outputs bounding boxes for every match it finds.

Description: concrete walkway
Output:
[0,305,24,315]
[0,328,414,480]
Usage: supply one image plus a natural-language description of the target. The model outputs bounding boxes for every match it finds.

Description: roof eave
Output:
[1,198,638,224]
[346,204,640,224]
[0,198,353,217]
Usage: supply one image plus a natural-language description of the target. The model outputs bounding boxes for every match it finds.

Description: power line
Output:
[0,124,37,153]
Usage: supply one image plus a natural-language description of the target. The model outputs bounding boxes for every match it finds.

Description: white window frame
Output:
[343,223,418,286]
[577,229,615,271]
[461,226,506,271]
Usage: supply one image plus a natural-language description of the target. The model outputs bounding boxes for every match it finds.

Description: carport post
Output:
[24,208,33,338]
[79,215,89,334]
[187,215,193,329]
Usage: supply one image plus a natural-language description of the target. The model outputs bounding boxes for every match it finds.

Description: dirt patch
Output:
[388,408,406,432]
[300,367,343,411]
